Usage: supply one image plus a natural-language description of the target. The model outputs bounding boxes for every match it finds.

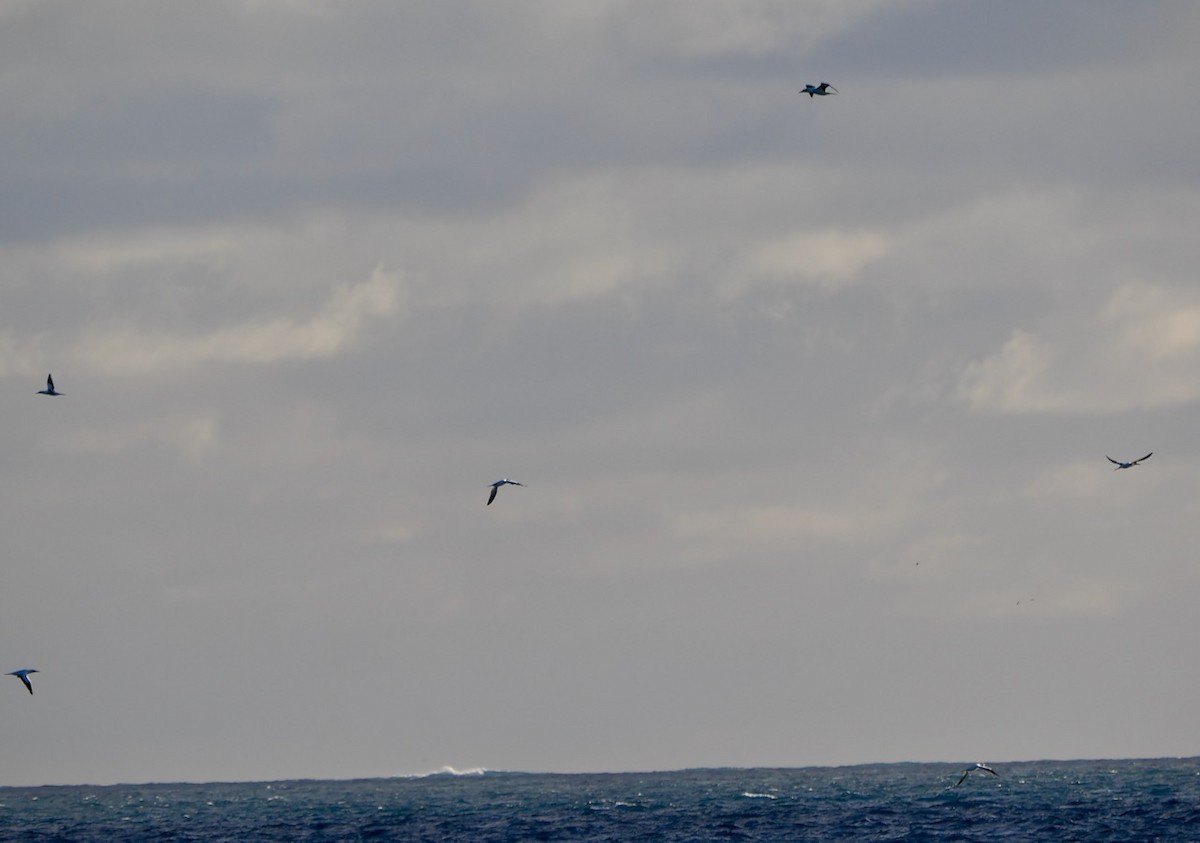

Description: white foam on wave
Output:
[402,766,489,779]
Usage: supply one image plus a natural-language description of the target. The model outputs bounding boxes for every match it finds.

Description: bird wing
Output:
[1136,452,1152,463]
[15,674,32,694]
[47,375,54,390]
[487,485,498,505]
[977,764,998,776]
[955,770,970,787]
[1106,457,1121,465]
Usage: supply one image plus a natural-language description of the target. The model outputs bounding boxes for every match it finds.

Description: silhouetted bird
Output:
[7,669,38,695]
[955,763,999,787]
[1107,453,1152,470]
[37,374,62,396]
[487,479,525,506]
[801,82,838,98]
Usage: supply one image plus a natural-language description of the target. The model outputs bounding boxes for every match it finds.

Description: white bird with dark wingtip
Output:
[7,669,38,695]
[37,374,62,396]
[1107,452,1152,470]
[487,479,524,506]
[955,763,999,787]
[801,82,838,98]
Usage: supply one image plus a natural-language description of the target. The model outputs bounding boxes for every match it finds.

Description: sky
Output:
[1,0,1200,786]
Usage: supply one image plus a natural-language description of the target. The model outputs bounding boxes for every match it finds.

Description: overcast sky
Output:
[2,0,1200,786]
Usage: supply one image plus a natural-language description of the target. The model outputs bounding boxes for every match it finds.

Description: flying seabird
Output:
[7,669,38,695]
[800,82,838,98]
[37,374,62,396]
[1107,453,1152,470]
[955,763,999,787]
[487,479,524,506]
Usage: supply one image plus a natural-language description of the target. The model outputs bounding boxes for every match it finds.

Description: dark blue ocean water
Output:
[0,759,1197,842]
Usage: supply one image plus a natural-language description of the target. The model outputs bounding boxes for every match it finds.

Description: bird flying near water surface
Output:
[955,763,999,787]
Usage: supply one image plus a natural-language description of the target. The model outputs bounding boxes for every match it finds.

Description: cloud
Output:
[1108,283,1200,362]
[866,531,985,581]
[955,576,1129,621]
[960,282,1200,415]
[40,225,240,277]
[959,329,1060,414]
[611,0,892,61]
[669,497,907,566]
[741,228,887,290]
[4,1,1200,786]
[0,331,49,380]
[1024,460,1108,501]
[56,414,219,463]
[70,266,404,376]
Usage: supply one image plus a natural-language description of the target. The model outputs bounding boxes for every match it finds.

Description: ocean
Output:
[0,759,1197,841]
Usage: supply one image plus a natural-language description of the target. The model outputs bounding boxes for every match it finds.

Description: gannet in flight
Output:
[1107,453,1152,470]
[955,763,999,787]
[800,82,838,98]
[487,479,524,506]
[37,374,62,396]
[7,669,38,695]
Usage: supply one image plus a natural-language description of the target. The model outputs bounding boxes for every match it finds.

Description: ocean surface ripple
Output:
[0,758,1197,841]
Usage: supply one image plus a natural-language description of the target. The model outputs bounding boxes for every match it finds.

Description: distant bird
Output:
[955,763,999,787]
[1107,453,1152,470]
[800,82,838,98]
[37,374,62,396]
[7,669,38,695]
[487,479,524,506]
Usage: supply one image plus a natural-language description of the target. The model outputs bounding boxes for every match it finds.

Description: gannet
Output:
[955,763,999,787]
[1107,453,1152,470]
[487,479,524,506]
[7,669,38,695]
[800,82,838,98]
[37,374,62,396]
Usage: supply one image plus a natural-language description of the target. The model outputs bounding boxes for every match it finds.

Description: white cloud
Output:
[70,266,404,376]
[959,329,1061,414]
[1108,283,1200,362]
[0,331,48,379]
[55,413,219,463]
[955,577,1129,620]
[866,531,985,581]
[614,0,896,59]
[961,283,1200,414]
[670,498,906,565]
[742,228,887,290]
[43,226,239,277]
[1024,460,1109,501]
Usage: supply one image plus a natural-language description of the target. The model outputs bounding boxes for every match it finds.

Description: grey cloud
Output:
[3,1,1200,785]
[813,0,1200,79]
